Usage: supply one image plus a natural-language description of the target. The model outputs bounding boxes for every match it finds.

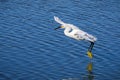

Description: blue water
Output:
[0,0,120,80]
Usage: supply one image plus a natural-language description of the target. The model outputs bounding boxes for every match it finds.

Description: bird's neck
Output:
[64,27,72,37]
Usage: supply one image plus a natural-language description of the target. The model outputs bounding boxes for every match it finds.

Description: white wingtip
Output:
[54,16,65,25]
[54,16,58,20]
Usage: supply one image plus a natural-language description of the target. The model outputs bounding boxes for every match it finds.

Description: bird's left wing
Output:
[54,16,66,25]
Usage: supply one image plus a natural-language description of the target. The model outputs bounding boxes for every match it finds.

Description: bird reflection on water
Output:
[62,61,94,80]
[83,62,94,80]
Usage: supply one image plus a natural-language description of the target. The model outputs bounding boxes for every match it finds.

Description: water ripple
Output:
[0,0,120,80]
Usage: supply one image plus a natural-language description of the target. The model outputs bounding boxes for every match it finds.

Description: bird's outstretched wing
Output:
[54,16,66,25]
[54,16,79,29]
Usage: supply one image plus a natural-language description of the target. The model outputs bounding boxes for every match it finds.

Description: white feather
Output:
[54,16,97,42]
[54,16,66,25]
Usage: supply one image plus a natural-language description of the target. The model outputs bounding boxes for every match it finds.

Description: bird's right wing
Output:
[54,16,66,25]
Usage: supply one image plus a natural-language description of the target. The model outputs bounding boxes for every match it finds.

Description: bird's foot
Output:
[87,51,93,59]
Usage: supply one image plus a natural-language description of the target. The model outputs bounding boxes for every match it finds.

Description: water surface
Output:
[0,0,120,80]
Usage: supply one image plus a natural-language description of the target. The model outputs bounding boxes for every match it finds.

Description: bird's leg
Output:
[87,42,94,59]
[88,42,94,52]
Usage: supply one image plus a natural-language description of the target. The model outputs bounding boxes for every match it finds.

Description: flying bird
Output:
[54,16,97,58]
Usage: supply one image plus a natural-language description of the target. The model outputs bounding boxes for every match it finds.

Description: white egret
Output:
[54,16,97,58]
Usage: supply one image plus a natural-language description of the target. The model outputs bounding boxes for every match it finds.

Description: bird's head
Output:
[54,25,65,30]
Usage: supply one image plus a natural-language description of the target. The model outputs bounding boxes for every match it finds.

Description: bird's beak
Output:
[54,26,61,30]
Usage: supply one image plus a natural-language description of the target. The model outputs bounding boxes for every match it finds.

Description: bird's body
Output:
[54,16,97,42]
[54,16,97,59]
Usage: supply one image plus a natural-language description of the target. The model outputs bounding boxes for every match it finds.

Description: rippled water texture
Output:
[0,0,120,80]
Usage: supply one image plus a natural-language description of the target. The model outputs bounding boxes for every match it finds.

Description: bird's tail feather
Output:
[54,16,65,25]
